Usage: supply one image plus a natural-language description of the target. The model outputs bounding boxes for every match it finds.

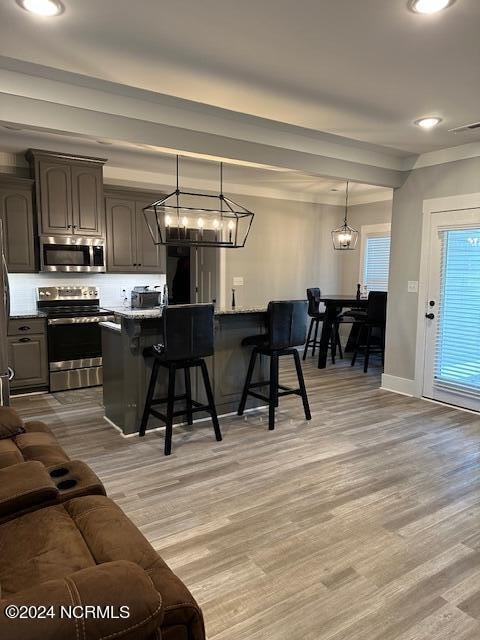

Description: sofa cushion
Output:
[0,407,25,440]
[0,439,23,469]
[0,503,95,596]
[0,418,70,469]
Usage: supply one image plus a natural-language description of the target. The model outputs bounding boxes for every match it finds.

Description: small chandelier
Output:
[143,156,254,249]
[331,181,359,250]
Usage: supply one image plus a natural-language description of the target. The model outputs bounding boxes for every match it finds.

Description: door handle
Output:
[425,313,435,320]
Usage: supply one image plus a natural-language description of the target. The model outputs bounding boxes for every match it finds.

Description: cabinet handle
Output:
[19,326,31,331]
[19,337,31,343]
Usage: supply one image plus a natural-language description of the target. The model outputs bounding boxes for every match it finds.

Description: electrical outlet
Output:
[233,276,244,286]
[408,281,419,293]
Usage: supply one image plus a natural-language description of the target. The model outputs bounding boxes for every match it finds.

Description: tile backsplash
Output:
[8,273,166,313]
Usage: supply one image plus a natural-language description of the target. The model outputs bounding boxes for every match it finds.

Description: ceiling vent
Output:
[449,122,480,133]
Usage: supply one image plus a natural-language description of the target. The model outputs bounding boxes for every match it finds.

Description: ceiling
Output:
[0,126,392,206]
[0,0,478,156]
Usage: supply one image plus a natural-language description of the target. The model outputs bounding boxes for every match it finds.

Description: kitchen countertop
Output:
[105,305,268,320]
[9,310,46,320]
[99,321,122,332]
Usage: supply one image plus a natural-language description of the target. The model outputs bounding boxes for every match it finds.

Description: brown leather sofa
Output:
[0,405,70,469]
[0,408,206,640]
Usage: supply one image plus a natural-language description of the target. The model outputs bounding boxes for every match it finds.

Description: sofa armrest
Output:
[0,560,163,640]
[0,461,58,519]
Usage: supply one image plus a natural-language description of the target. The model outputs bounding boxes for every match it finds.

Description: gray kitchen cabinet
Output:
[0,175,36,273]
[71,164,104,236]
[27,149,106,238]
[7,322,48,391]
[105,188,166,273]
[105,198,137,273]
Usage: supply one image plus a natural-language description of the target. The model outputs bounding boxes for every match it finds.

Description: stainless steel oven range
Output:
[37,286,115,392]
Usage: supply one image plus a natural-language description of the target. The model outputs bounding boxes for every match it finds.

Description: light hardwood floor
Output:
[11,357,480,640]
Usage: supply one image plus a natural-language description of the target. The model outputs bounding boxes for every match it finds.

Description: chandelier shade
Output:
[331,181,359,250]
[143,157,254,249]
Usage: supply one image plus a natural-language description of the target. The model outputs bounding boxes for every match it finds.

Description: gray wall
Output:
[385,157,480,382]
[224,194,344,307]
[340,200,392,295]
[223,193,392,308]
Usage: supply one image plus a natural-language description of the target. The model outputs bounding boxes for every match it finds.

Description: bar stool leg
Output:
[336,324,344,359]
[200,360,222,442]
[184,367,193,426]
[364,326,372,373]
[268,354,279,431]
[164,364,176,456]
[238,348,258,415]
[139,358,160,437]
[311,319,320,357]
[351,325,362,367]
[293,349,311,421]
[303,318,314,361]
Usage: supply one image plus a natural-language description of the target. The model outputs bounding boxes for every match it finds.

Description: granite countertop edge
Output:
[9,311,46,320]
[104,306,268,319]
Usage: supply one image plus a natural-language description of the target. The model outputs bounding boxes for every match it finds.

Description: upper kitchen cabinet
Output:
[105,187,166,274]
[0,174,36,273]
[26,149,106,238]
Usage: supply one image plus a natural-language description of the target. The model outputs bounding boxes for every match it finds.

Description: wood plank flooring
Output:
[11,357,480,640]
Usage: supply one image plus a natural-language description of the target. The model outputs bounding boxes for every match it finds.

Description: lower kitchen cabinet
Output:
[7,319,48,391]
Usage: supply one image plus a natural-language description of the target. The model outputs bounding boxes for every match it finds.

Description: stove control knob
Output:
[45,291,51,297]
[39,291,45,296]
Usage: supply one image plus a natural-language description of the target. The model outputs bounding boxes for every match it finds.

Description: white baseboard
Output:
[381,374,418,397]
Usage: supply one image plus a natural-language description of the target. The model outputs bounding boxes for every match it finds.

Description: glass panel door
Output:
[423,209,480,411]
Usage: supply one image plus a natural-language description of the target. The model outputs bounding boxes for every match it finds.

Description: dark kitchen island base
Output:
[101,308,269,436]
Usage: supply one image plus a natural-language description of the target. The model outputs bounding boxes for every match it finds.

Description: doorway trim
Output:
[414,191,480,398]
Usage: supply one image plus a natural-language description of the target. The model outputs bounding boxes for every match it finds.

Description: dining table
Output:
[317,295,369,369]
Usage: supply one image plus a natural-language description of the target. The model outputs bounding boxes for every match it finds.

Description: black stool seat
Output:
[139,304,222,455]
[238,300,311,431]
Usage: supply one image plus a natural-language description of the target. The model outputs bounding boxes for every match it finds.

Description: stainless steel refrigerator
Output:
[0,219,13,405]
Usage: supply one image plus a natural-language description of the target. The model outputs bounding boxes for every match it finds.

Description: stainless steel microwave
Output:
[40,236,106,273]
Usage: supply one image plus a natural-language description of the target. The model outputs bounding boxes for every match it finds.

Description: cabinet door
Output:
[0,186,36,272]
[135,202,166,273]
[38,160,73,234]
[105,198,137,272]
[8,334,48,389]
[71,164,104,237]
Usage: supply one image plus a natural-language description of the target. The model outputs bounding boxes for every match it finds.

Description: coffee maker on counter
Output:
[130,286,163,309]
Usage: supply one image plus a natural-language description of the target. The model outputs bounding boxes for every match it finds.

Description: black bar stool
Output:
[303,287,343,362]
[139,303,222,455]
[238,300,311,431]
[351,291,387,373]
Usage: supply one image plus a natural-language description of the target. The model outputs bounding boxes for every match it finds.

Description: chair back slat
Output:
[163,304,214,360]
[366,292,387,325]
[268,300,308,349]
[306,288,321,317]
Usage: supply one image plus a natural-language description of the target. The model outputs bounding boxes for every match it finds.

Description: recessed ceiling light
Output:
[415,117,443,129]
[16,0,64,17]
[408,0,456,14]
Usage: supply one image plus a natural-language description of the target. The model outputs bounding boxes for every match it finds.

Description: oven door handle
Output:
[47,315,115,326]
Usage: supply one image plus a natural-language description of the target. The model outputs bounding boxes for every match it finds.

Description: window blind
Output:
[363,235,391,292]
[435,229,480,395]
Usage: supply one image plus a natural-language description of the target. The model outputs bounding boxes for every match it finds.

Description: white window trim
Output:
[358,223,392,286]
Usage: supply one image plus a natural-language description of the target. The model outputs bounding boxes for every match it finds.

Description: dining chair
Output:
[350,291,387,373]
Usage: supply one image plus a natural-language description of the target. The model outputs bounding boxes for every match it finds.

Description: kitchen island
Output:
[101,306,269,435]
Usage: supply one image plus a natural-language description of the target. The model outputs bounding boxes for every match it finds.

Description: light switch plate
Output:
[233,277,244,286]
[408,281,419,293]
